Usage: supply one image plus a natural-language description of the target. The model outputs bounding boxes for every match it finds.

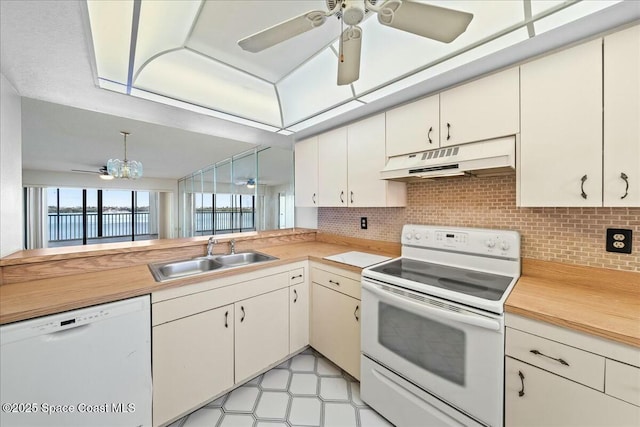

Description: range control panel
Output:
[402,224,520,259]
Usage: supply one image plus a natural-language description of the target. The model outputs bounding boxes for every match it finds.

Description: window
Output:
[194,193,255,235]
[46,188,158,247]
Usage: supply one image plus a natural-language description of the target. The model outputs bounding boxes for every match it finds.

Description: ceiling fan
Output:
[238,0,473,85]
[71,166,114,180]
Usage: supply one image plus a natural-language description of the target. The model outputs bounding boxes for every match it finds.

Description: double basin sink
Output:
[149,251,278,282]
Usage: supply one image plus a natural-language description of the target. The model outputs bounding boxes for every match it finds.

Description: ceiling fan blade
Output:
[238,10,328,53]
[71,169,100,174]
[337,26,362,86]
[377,0,473,43]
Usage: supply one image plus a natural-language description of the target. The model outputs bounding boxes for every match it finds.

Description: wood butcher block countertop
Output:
[506,259,640,348]
[0,234,399,325]
[2,230,638,349]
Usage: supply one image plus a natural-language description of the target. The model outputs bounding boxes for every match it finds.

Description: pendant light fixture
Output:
[107,131,143,179]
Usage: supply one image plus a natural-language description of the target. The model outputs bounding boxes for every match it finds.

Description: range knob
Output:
[405,232,413,240]
[500,241,510,251]
[414,233,422,240]
[485,240,496,248]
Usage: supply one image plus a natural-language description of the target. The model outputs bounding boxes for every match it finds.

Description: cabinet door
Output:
[519,40,603,207]
[294,136,319,207]
[386,95,440,157]
[153,305,234,426]
[506,357,640,427]
[347,114,390,207]
[604,25,640,206]
[290,282,309,353]
[440,67,519,147]
[311,283,361,379]
[318,127,348,207]
[235,288,289,382]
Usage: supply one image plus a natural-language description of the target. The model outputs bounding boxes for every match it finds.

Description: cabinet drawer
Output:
[606,359,640,406]
[311,267,360,300]
[507,327,605,390]
[289,268,305,286]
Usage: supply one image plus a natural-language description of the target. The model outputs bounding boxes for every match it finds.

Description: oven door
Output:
[361,279,504,427]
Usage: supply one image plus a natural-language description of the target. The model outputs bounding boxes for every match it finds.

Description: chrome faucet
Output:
[207,237,217,257]
[229,239,236,255]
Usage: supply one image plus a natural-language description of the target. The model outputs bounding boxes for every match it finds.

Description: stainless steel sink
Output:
[212,251,277,267]
[149,251,278,282]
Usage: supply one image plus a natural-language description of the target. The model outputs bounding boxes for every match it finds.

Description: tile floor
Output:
[167,348,394,427]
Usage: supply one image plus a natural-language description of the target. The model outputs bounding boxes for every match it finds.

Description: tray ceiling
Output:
[85,0,624,133]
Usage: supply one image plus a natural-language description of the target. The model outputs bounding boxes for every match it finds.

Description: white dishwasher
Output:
[0,295,152,427]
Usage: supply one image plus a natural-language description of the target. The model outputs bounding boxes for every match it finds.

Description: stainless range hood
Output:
[381,136,516,181]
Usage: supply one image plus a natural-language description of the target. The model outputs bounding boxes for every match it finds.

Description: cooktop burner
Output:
[370,258,513,301]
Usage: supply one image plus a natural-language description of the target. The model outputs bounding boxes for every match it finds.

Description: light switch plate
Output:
[606,228,632,254]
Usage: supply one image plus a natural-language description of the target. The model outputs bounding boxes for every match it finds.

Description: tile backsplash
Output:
[318,175,640,271]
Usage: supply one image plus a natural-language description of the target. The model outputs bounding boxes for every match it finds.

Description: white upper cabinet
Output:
[440,67,520,147]
[604,25,640,207]
[386,94,440,157]
[348,114,405,207]
[304,113,406,208]
[318,127,348,207]
[519,39,603,207]
[294,136,318,207]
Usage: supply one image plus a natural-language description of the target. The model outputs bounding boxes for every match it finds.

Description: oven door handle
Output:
[362,281,501,331]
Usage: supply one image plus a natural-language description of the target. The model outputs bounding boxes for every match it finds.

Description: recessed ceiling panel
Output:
[130,88,281,132]
[278,49,354,126]
[288,100,364,132]
[86,0,133,84]
[134,49,281,126]
[534,1,624,35]
[187,0,341,82]
[134,0,201,75]
[352,0,525,95]
[358,26,530,103]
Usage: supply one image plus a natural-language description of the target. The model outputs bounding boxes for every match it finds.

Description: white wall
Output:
[295,207,318,229]
[1,73,23,257]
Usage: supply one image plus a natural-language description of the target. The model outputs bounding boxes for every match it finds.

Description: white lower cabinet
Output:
[506,357,639,427]
[290,281,309,353]
[152,305,234,426]
[235,288,289,383]
[151,263,308,426]
[311,280,361,379]
[505,314,640,427]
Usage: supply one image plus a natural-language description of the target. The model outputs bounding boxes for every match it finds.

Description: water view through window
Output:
[47,188,158,247]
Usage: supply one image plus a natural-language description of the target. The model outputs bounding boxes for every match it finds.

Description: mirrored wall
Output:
[178,147,294,237]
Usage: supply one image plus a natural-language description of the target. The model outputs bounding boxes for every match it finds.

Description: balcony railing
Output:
[195,211,255,233]
[48,212,150,242]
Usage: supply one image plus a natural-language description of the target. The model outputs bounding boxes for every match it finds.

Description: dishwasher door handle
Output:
[43,324,91,341]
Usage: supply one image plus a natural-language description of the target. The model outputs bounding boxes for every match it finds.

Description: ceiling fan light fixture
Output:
[99,173,114,180]
[107,131,144,179]
[246,178,256,189]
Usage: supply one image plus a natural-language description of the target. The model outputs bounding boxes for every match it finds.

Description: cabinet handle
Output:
[224,311,229,328]
[293,289,298,303]
[518,371,525,397]
[328,279,340,286]
[446,123,451,141]
[350,191,354,204]
[620,172,629,200]
[354,305,359,321]
[340,191,345,204]
[291,274,303,280]
[312,193,316,204]
[240,306,245,323]
[580,174,588,199]
[427,126,433,144]
[529,349,570,366]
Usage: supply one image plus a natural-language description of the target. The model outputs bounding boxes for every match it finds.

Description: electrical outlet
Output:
[360,217,368,230]
[606,228,632,254]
